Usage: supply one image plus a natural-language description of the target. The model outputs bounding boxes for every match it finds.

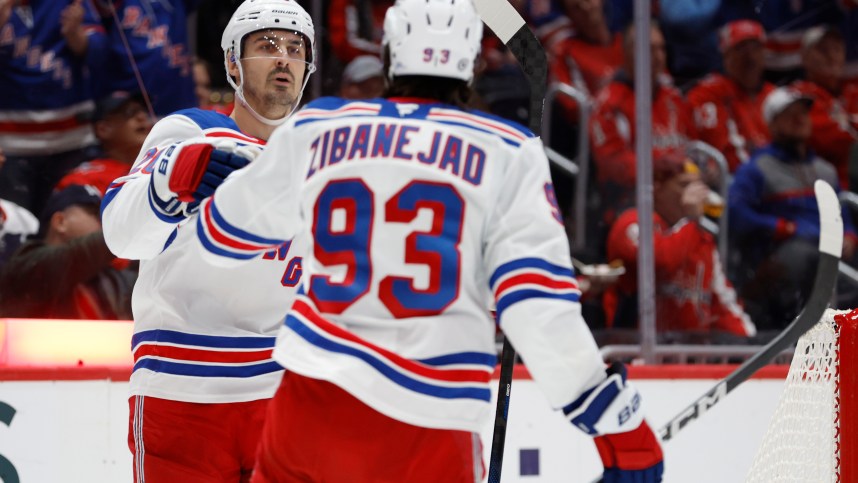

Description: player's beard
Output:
[244,68,297,120]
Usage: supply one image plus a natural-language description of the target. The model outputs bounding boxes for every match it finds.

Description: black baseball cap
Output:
[39,185,103,233]
[92,91,146,122]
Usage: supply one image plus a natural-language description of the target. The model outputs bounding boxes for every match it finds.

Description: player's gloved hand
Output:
[563,362,663,483]
[149,138,259,217]
[594,420,663,483]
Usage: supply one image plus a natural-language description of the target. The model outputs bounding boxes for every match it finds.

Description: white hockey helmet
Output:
[382,0,483,83]
[220,0,316,125]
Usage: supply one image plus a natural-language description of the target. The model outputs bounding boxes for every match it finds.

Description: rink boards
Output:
[0,319,788,482]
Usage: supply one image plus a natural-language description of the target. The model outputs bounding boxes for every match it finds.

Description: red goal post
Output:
[747,308,858,482]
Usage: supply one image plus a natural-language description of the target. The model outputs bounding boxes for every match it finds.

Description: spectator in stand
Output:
[0,147,38,269]
[328,0,392,63]
[94,0,201,117]
[0,185,135,319]
[0,0,107,216]
[755,0,843,84]
[55,91,153,195]
[339,55,385,100]
[521,0,573,51]
[729,87,857,330]
[656,0,724,89]
[791,26,858,188]
[605,152,756,338]
[589,21,697,224]
[548,0,623,121]
[193,57,214,110]
[687,20,775,172]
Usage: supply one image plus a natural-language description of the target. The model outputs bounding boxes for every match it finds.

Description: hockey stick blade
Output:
[659,180,843,442]
[473,1,548,482]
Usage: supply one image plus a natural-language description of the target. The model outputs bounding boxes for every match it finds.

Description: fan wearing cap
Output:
[729,87,857,330]
[605,152,756,338]
[339,55,385,99]
[0,185,133,320]
[54,91,153,195]
[98,1,317,480]
[687,20,775,172]
[790,26,858,188]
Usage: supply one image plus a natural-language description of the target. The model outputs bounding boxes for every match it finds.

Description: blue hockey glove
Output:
[149,138,258,217]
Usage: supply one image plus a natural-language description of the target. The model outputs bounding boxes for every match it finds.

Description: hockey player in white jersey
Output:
[194,0,664,481]
[99,1,315,480]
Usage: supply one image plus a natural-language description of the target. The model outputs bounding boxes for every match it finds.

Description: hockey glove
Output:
[149,138,259,217]
[563,362,663,483]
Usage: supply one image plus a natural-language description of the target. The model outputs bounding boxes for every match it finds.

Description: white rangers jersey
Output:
[195,98,605,432]
[102,109,303,403]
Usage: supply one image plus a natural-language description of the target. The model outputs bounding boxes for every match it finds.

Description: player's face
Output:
[234,29,309,119]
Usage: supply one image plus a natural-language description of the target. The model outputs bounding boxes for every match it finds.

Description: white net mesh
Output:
[745,308,850,483]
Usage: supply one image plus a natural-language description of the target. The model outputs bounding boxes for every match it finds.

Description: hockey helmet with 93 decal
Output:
[221,0,316,125]
[382,0,483,83]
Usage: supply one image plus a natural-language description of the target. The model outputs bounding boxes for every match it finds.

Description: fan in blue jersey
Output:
[193,0,664,481]
[93,0,202,117]
[99,0,316,480]
[0,0,108,216]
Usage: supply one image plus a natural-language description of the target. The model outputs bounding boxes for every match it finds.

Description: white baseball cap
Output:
[342,55,384,84]
[762,87,813,124]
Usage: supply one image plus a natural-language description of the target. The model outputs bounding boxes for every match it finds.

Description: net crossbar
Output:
[746,308,858,482]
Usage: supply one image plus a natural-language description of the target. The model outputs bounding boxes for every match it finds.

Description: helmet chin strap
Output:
[234,87,290,127]
[228,59,313,127]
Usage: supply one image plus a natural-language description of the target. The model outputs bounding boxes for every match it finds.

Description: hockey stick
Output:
[659,180,843,442]
[471,1,547,481]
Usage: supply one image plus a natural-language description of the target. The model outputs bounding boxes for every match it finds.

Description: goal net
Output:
[746,308,858,483]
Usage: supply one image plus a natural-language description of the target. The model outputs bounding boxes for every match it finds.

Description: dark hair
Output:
[381,47,475,109]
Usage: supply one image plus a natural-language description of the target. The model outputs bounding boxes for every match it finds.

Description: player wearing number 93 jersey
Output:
[195,0,663,481]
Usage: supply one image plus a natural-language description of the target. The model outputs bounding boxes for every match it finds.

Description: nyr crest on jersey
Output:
[395,104,419,117]
[306,122,486,186]
[261,240,303,287]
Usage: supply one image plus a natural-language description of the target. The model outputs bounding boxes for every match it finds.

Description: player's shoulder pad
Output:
[171,108,240,131]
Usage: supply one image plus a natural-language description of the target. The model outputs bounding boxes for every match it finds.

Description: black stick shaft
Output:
[487,341,516,483]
